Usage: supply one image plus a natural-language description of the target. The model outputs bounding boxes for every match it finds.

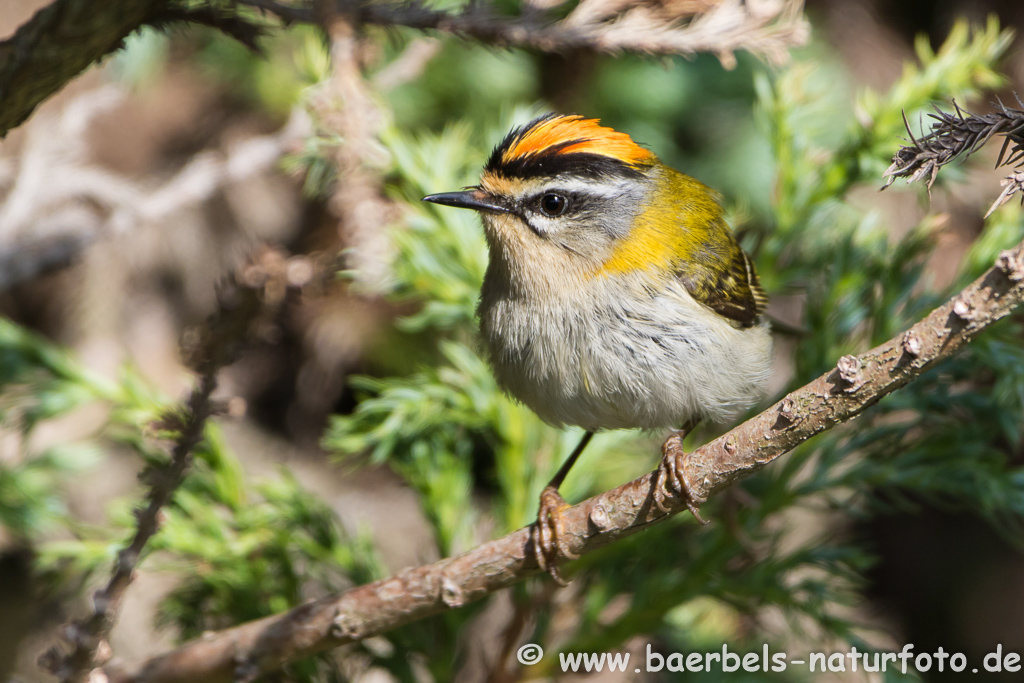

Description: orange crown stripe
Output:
[502,115,654,167]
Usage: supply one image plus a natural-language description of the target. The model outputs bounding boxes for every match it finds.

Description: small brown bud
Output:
[441,576,466,607]
[837,355,863,392]
[331,614,358,639]
[952,296,974,321]
[589,504,611,530]
[779,398,795,418]
[902,330,922,357]
[998,249,1024,282]
[773,398,799,429]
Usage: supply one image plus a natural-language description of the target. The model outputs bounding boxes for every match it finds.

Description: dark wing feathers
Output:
[678,246,767,328]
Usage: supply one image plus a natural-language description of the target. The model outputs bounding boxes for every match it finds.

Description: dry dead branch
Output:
[0,95,309,291]
[240,0,809,68]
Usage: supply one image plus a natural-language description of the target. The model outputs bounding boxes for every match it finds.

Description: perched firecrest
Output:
[424,114,771,582]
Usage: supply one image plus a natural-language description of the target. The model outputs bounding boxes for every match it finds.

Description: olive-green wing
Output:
[677,245,767,328]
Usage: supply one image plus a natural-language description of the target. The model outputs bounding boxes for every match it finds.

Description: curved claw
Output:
[533,486,572,585]
[653,432,708,525]
[653,460,673,514]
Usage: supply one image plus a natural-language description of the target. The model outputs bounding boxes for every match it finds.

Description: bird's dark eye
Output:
[539,193,568,217]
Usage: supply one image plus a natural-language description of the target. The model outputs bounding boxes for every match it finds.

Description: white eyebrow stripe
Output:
[533,177,631,199]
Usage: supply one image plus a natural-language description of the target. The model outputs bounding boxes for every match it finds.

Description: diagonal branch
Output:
[39,372,219,683]
[102,235,1024,683]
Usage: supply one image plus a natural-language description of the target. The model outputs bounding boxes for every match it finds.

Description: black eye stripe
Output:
[512,190,599,236]
[524,190,582,217]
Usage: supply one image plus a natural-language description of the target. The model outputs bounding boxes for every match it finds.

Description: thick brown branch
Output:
[0,0,166,137]
[103,237,1024,683]
[0,0,267,138]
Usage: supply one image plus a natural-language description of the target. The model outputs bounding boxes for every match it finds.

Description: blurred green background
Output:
[3,0,1024,681]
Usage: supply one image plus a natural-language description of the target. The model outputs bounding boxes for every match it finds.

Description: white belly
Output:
[478,275,772,431]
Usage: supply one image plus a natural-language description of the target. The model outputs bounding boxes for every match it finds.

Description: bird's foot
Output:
[654,431,708,525]
[533,485,578,585]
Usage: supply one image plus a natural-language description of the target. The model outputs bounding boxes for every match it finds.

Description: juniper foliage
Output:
[1,13,1023,683]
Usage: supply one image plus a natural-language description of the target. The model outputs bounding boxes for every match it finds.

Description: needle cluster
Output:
[883,98,1024,215]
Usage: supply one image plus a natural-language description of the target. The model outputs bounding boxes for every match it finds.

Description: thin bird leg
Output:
[654,419,709,524]
[534,430,594,585]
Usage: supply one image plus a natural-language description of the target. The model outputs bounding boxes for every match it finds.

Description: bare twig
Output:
[147,6,267,53]
[39,246,327,683]
[101,236,1024,683]
[371,38,442,91]
[237,0,810,67]
[38,373,219,683]
[987,170,1024,218]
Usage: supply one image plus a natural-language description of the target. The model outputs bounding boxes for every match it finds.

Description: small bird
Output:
[424,114,771,582]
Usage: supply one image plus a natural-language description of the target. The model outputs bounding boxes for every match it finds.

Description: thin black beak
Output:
[422,189,510,214]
